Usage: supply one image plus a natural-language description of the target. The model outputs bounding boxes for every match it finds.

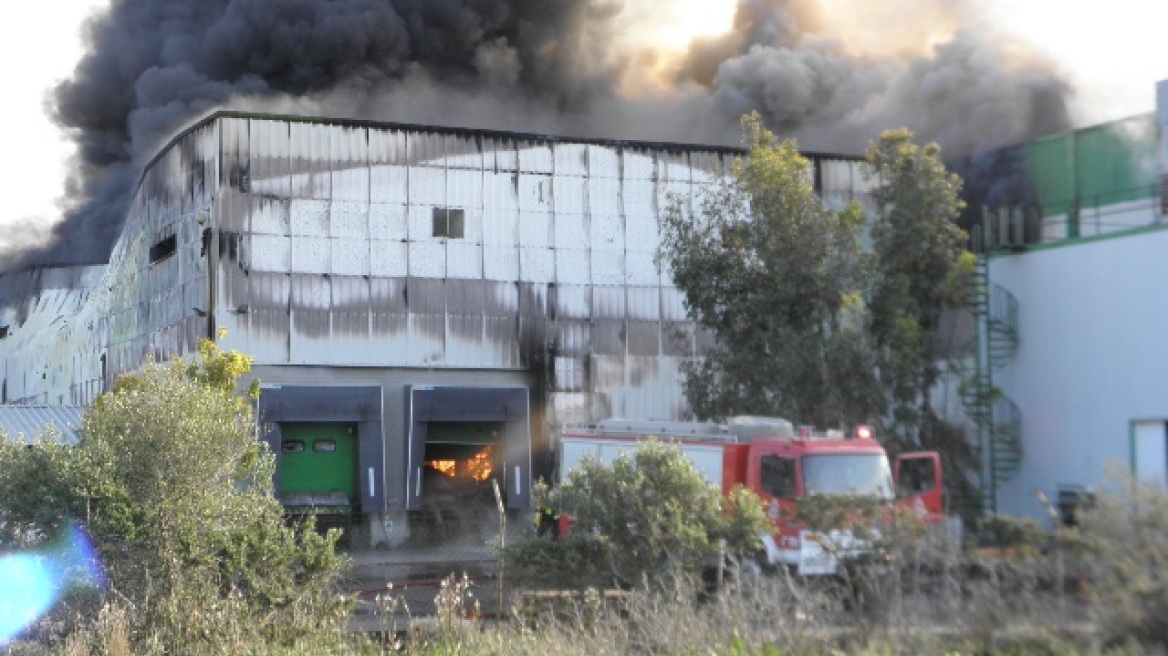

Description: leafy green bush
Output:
[513,441,769,589]
[504,531,613,590]
[0,430,88,548]
[1,335,349,652]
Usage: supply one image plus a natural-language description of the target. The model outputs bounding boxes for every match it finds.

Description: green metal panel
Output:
[1074,115,1158,208]
[279,423,358,501]
[1025,133,1076,217]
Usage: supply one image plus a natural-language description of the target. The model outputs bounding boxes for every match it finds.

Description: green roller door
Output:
[279,423,358,502]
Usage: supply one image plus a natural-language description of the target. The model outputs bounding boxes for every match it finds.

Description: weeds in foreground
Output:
[12,477,1168,655]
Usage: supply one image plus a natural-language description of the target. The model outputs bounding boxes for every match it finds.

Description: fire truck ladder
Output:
[963,254,1022,514]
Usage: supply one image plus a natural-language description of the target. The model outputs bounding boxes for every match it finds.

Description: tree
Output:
[658,113,880,426]
[0,429,88,548]
[864,130,979,506]
[510,441,769,588]
[659,118,977,511]
[0,333,347,650]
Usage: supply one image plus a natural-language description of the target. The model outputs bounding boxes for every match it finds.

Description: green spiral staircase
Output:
[962,254,1022,514]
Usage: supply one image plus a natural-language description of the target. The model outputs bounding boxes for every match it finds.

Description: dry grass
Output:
[15,483,1168,655]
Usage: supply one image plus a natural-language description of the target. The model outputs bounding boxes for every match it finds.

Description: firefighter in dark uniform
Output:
[534,505,561,538]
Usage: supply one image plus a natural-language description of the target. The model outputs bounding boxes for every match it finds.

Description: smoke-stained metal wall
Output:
[0,121,218,406]
[204,115,872,428]
[0,112,873,520]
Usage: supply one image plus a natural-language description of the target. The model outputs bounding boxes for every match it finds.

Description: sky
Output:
[1,0,1166,257]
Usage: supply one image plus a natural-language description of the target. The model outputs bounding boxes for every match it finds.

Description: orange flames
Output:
[425,446,494,482]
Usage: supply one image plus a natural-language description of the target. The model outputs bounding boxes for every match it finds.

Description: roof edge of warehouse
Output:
[144,109,865,181]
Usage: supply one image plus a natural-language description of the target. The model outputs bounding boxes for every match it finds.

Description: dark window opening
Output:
[760,455,796,499]
[0,325,8,339]
[897,457,937,497]
[313,440,337,453]
[281,440,305,453]
[149,235,177,263]
[432,208,465,239]
[2,378,6,404]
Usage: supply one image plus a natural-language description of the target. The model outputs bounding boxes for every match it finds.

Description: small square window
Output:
[313,440,337,453]
[281,440,305,453]
[432,208,465,239]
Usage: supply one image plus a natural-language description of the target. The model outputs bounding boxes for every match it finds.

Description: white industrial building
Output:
[972,80,1168,520]
[10,92,1167,536]
[0,112,874,545]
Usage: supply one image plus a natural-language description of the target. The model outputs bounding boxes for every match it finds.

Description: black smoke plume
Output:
[5,0,1073,271]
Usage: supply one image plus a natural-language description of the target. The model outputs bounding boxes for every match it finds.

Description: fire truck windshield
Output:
[802,454,894,500]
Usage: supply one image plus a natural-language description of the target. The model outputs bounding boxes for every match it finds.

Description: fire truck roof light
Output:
[855,425,873,439]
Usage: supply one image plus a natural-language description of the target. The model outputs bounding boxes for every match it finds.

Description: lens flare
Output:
[0,524,106,646]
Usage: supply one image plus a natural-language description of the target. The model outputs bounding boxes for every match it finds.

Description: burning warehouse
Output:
[0,111,874,545]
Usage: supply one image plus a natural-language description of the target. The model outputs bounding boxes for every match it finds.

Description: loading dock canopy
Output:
[406,385,531,510]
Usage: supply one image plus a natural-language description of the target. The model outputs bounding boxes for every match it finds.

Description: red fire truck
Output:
[558,416,947,576]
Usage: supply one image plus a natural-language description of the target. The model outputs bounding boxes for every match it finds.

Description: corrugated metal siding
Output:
[0,406,86,444]
[2,113,875,429]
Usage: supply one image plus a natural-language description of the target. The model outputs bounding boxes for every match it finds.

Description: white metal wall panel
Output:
[331,275,371,347]
[369,129,409,203]
[370,237,408,278]
[554,176,585,215]
[483,172,519,212]
[370,201,408,240]
[330,126,369,203]
[220,117,250,192]
[553,284,590,320]
[484,137,517,172]
[518,210,552,248]
[591,248,626,286]
[623,179,656,218]
[592,286,625,320]
[244,272,289,362]
[518,247,554,283]
[410,168,446,206]
[588,177,622,215]
[447,168,483,214]
[290,234,330,275]
[518,175,551,212]
[483,243,519,281]
[519,141,553,174]
[446,241,483,280]
[625,249,659,286]
[407,279,445,366]
[289,274,331,364]
[554,211,588,250]
[250,119,291,198]
[412,132,446,166]
[290,199,330,238]
[555,248,590,285]
[331,200,369,239]
[588,145,619,177]
[1134,421,1167,488]
[289,122,332,200]
[409,241,446,278]
[626,286,660,322]
[623,149,655,180]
